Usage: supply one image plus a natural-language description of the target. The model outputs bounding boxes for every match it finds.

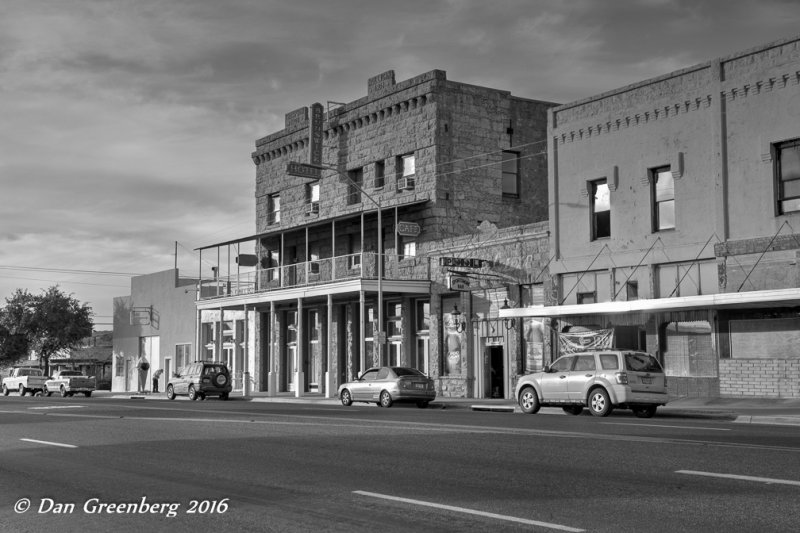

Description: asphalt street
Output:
[1,396,799,532]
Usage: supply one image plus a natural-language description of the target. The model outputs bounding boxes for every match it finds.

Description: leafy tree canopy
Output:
[0,286,94,373]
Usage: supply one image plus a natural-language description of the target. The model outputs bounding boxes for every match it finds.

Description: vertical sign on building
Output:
[309,102,323,166]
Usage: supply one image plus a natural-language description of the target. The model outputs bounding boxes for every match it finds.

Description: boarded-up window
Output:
[662,321,716,377]
[730,318,800,359]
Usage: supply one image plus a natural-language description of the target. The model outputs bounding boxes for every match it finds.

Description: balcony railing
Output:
[199,252,430,300]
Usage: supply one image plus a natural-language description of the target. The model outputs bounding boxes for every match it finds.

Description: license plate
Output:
[414,383,425,389]
[641,377,652,384]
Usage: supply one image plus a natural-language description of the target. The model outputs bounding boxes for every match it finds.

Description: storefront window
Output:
[661,321,716,377]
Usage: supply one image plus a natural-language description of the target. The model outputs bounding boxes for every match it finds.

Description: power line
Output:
[0,265,142,277]
[0,275,130,289]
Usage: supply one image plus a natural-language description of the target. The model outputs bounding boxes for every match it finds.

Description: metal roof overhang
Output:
[195,198,430,251]
[499,288,800,319]
[195,279,431,310]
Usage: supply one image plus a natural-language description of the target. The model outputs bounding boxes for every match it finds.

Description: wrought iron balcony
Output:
[199,252,430,300]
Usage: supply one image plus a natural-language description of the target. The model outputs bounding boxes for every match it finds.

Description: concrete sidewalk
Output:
[97,391,800,427]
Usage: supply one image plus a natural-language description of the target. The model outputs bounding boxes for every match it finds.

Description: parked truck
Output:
[44,370,96,397]
[2,367,48,396]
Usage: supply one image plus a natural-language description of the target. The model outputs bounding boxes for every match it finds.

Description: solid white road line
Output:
[602,422,731,431]
[353,490,585,532]
[20,438,77,449]
[28,405,86,410]
[676,470,800,487]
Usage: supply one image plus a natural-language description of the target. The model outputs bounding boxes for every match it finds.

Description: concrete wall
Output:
[112,269,197,392]
[547,35,800,399]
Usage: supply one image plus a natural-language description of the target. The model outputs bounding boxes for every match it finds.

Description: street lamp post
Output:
[305,163,384,369]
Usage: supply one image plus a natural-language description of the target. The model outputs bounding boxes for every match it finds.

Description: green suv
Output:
[166,361,232,401]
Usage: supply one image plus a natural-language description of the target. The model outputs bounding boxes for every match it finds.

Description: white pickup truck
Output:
[44,370,96,397]
[2,367,48,396]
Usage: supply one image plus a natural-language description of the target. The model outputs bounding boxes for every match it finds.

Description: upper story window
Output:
[400,237,416,260]
[590,179,610,240]
[374,160,385,190]
[348,234,361,269]
[267,194,280,225]
[348,168,363,205]
[397,153,415,191]
[309,243,320,274]
[651,166,675,231]
[502,151,520,197]
[305,181,320,215]
[776,139,800,214]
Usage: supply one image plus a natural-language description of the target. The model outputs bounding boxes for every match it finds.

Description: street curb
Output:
[91,394,800,425]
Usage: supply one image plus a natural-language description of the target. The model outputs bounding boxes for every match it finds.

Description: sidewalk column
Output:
[325,294,333,398]
[242,304,250,397]
[295,297,304,398]
[267,301,277,397]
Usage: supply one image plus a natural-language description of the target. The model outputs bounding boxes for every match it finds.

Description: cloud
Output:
[1,0,799,324]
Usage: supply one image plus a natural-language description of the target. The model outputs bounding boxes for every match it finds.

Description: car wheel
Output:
[518,386,540,414]
[563,405,583,416]
[2,385,8,396]
[379,390,393,408]
[19,384,26,397]
[43,385,52,397]
[340,389,353,406]
[219,392,229,401]
[416,401,429,409]
[633,405,657,418]
[60,385,68,398]
[188,385,198,401]
[84,392,92,398]
[166,385,176,400]
[588,388,613,417]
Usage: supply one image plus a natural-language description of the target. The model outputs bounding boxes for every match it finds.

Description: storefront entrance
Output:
[487,346,505,399]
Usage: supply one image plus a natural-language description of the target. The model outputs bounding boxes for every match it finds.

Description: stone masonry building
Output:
[195,70,557,399]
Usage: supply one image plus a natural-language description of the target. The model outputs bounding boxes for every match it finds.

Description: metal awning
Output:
[499,288,800,318]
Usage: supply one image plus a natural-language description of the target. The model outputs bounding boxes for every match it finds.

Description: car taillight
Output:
[615,372,628,384]
[663,375,668,387]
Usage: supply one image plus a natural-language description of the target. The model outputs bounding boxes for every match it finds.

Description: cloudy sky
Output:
[2,0,799,328]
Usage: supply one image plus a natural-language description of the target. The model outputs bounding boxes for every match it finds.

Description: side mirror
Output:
[543,364,551,373]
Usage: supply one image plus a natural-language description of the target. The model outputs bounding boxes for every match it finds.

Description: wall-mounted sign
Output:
[485,336,504,346]
[396,221,421,237]
[448,274,471,291]
[309,102,323,166]
[439,257,493,269]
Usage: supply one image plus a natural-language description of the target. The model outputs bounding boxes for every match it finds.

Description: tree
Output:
[0,289,36,367]
[0,287,94,374]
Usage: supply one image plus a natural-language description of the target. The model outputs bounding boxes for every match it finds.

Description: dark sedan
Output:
[338,366,436,408]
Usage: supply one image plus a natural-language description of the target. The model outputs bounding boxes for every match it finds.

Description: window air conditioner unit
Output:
[306,202,319,215]
[397,177,415,191]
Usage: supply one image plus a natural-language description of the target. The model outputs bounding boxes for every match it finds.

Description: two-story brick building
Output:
[195,70,557,399]
[502,35,800,399]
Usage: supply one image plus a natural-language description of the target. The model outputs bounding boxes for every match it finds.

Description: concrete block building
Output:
[196,70,556,398]
[112,269,198,392]
[502,35,800,399]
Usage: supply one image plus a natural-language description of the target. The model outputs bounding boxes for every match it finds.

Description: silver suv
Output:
[166,361,232,401]
[515,350,668,418]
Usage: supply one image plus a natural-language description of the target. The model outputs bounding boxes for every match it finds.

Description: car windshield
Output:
[392,367,424,377]
[625,353,663,373]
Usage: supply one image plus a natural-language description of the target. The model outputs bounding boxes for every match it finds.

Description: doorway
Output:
[488,346,505,399]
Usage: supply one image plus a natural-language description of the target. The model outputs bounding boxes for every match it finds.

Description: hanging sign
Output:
[448,274,471,291]
[396,221,421,237]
